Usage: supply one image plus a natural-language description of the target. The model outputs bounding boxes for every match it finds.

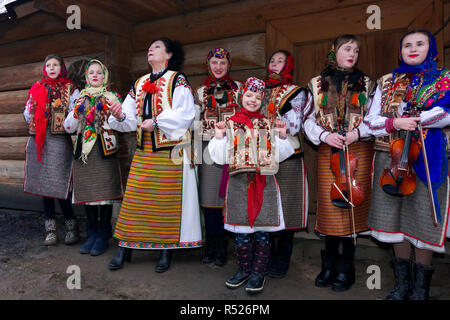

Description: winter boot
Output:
[331,255,356,292]
[408,261,434,300]
[386,257,412,300]
[315,250,338,287]
[108,246,133,270]
[155,249,173,273]
[225,243,252,289]
[245,240,269,294]
[268,231,293,278]
[64,219,79,245]
[80,206,98,254]
[214,234,228,266]
[43,219,57,246]
[90,206,112,256]
[202,235,216,264]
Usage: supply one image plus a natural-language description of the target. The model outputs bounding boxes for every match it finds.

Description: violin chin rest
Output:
[331,198,352,209]
[381,184,404,197]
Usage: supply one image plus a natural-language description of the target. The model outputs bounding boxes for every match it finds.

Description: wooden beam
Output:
[444,1,450,47]
[0,90,28,114]
[266,22,294,58]
[0,137,28,160]
[0,53,104,92]
[0,160,25,184]
[445,48,450,68]
[105,35,133,96]
[270,0,432,44]
[34,0,132,36]
[132,0,373,50]
[0,114,28,137]
[0,30,106,68]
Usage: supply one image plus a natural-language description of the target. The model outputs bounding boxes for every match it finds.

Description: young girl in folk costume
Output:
[195,47,241,266]
[23,54,80,246]
[64,59,123,256]
[262,50,312,278]
[364,30,450,300]
[304,35,375,291]
[107,38,202,273]
[208,77,294,294]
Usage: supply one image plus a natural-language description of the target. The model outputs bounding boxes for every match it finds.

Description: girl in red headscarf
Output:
[194,47,241,266]
[208,77,294,294]
[23,54,80,246]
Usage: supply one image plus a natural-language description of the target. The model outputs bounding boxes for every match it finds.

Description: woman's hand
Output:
[214,121,226,138]
[107,99,123,120]
[345,130,359,146]
[393,117,421,131]
[274,119,287,139]
[141,119,155,132]
[325,132,346,149]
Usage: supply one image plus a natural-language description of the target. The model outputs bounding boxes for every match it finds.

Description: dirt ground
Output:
[1,208,450,304]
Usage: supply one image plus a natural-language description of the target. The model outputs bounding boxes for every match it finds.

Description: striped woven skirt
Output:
[315,141,374,236]
[113,132,202,249]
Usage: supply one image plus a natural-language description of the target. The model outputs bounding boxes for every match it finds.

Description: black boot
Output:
[331,255,355,292]
[245,240,269,294]
[214,234,227,266]
[268,231,294,278]
[225,243,252,289]
[408,261,434,300]
[108,246,132,270]
[315,250,338,287]
[202,235,216,264]
[155,249,173,273]
[386,257,412,300]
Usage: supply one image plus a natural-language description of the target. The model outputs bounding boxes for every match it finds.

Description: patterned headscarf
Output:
[265,50,295,89]
[233,77,266,128]
[203,47,238,90]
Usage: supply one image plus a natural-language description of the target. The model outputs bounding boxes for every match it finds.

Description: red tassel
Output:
[351,93,359,106]
[267,102,275,115]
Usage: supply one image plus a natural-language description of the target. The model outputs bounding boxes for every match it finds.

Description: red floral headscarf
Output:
[265,50,295,89]
[203,47,238,90]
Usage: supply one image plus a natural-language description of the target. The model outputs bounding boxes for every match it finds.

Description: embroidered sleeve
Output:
[175,74,191,89]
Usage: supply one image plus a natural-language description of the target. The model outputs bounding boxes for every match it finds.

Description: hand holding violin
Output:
[393,117,421,131]
[325,132,346,149]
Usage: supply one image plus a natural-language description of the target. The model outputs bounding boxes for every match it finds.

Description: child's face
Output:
[336,40,359,69]
[268,52,286,74]
[209,57,229,79]
[87,63,104,88]
[45,58,61,79]
[242,90,262,113]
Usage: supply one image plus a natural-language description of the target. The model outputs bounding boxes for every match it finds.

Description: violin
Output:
[379,125,420,197]
[330,130,364,209]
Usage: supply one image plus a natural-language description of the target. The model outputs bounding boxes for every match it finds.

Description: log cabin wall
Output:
[0,0,448,214]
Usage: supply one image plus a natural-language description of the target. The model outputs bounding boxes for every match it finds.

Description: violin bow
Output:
[344,142,357,245]
[417,122,439,227]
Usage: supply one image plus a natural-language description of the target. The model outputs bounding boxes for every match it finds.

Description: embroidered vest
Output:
[309,75,373,134]
[261,84,304,155]
[134,71,191,150]
[226,118,278,176]
[28,82,74,135]
[196,81,241,141]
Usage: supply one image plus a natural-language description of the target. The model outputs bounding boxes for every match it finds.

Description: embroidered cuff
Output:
[152,117,159,129]
[118,113,126,122]
[385,118,396,133]
[354,127,360,140]
[319,130,329,143]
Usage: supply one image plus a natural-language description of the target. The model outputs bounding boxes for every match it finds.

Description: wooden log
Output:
[0,11,67,45]
[0,137,28,160]
[0,90,28,114]
[0,30,106,68]
[0,53,104,92]
[130,33,266,76]
[0,160,25,184]
[132,0,373,50]
[105,35,133,96]
[0,114,28,137]
[266,22,294,58]
[444,1,450,47]
[269,0,432,44]
[445,48,450,69]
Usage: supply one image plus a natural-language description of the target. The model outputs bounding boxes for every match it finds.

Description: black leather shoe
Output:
[245,272,265,294]
[225,270,250,289]
[155,249,173,273]
[331,256,355,292]
[108,247,132,271]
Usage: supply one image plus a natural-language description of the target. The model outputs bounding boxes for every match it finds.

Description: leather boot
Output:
[225,243,252,289]
[64,219,79,245]
[386,257,412,300]
[90,206,112,256]
[408,261,434,300]
[331,255,355,292]
[80,206,98,254]
[268,231,293,279]
[108,246,132,270]
[202,234,216,264]
[315,250,338,287]
[245,240,269,294]
[155,249,173,273]
[43,219,57,246]
[214,234,227,266]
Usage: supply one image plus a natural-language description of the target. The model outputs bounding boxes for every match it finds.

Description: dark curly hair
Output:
[150,37,185,71]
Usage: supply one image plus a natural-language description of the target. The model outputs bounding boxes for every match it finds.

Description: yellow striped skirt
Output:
[315,141,374,236]
[113,132,184,247]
